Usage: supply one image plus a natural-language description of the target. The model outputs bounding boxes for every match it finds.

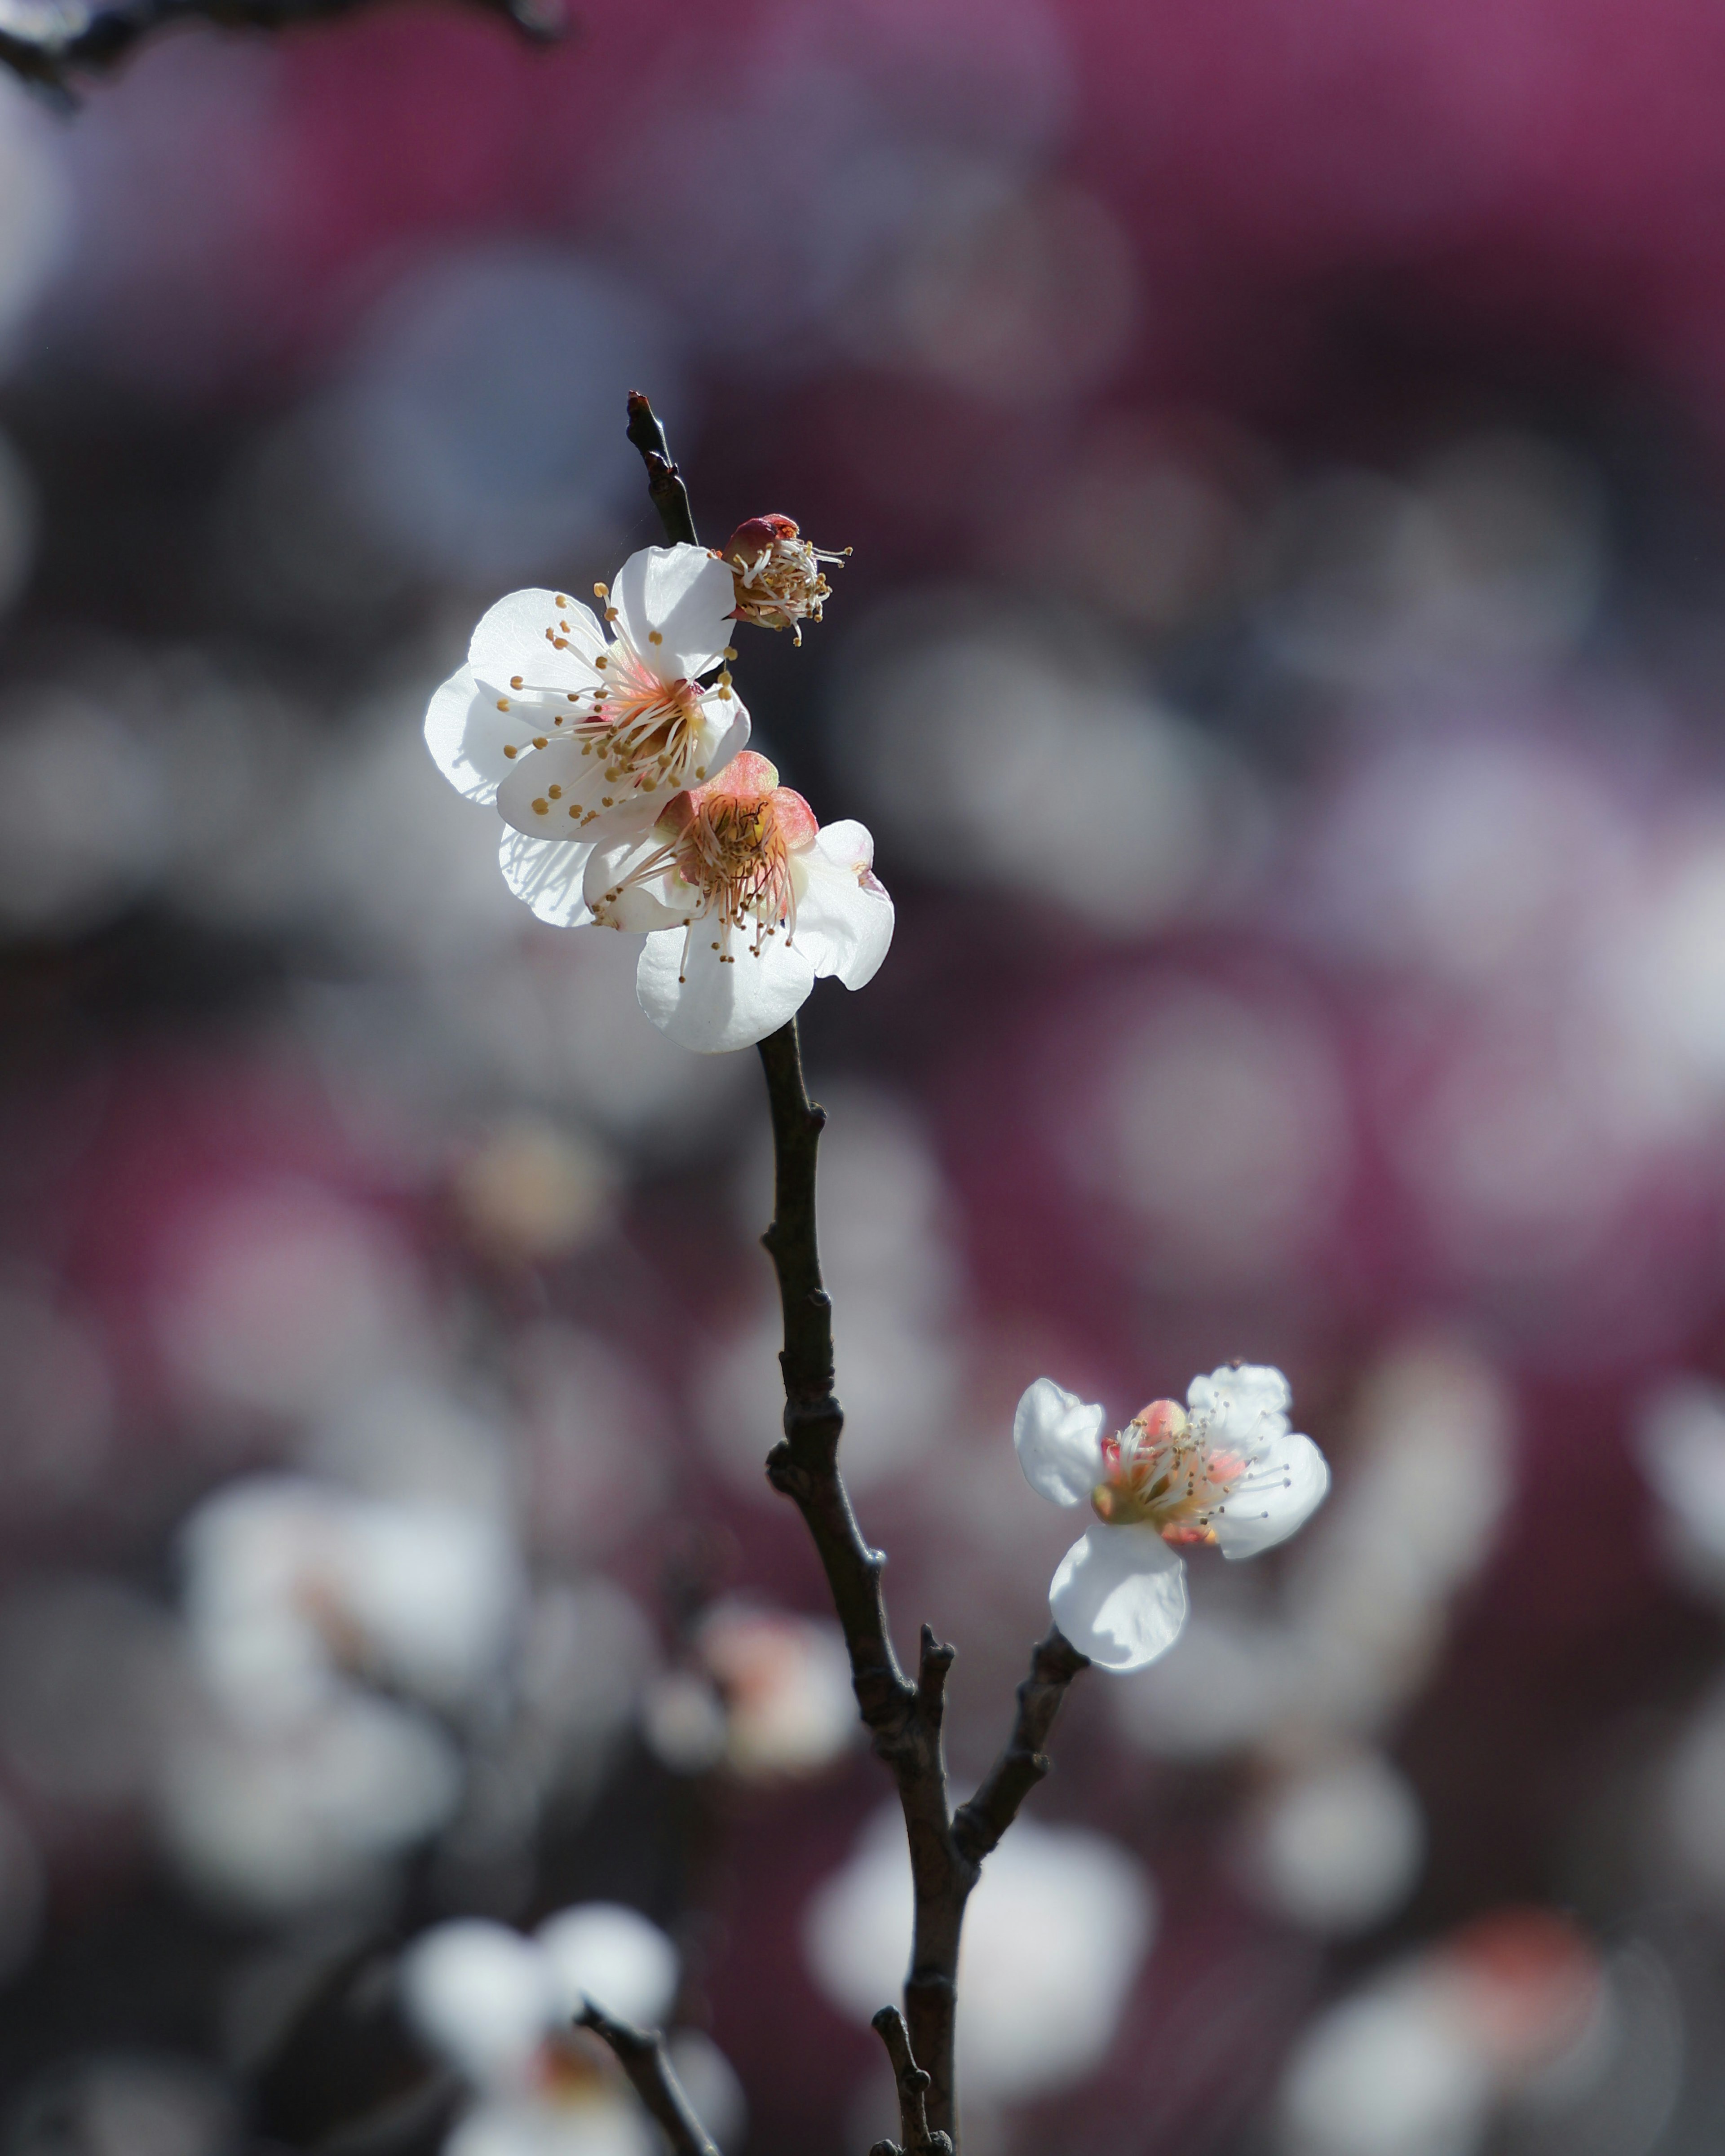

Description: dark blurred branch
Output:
[868,2007,952,2156]
[576,2002,720,2156]
[626,392,700,549]
[0,0,563,96]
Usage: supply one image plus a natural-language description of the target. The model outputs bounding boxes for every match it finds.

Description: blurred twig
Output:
[576,2001,720,2156]
[624,396,1091,2154]
[0,0,564,98]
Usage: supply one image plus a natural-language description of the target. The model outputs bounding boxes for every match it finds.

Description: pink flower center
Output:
[1091,1399,1244,1543]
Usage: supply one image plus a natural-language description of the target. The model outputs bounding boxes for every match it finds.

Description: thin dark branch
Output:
[952,1625,1089,1865]
[626,391,700,549]
[869,2007,952,2156]
[0,0,562,94]
[576,2001,720,2156]
[620,394,1091,2156]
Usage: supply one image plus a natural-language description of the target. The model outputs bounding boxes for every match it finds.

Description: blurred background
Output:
[6,2,1725,2151]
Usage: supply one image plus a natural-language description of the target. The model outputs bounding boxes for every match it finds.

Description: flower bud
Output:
[721,514,849,643]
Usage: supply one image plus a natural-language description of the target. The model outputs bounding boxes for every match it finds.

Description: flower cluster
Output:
[1014,1364,1330,1670]
[425,535,889,1051]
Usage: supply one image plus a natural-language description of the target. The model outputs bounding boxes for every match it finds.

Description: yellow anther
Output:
[496,698,510,711]
[595,654,608,669]
[648,630,663,645]
[593,582,608,598]
[555,594,570,607]
[531,798,549,815]
[510,675,524,689]
[533,736,548,749]
[503,744,518,759]
[548,785,562,800]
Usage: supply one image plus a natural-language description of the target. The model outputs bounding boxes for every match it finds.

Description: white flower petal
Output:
[1013,1379,1107,1508]
[425,665,519,805]
[637,926,816,1053]
[582,831,691,933]
[400,1918,553,2085]
[498,829,597,928]
[1049,1526,1189,1672]
[496,742,660,844]
[697,694,752,784]
[535,1902,678,2027]
[613,545,737,679]
[1213,1430,1330,1560]
[1188,1363,1293,1451]
[469,588,606,690]
[793,822,894,990]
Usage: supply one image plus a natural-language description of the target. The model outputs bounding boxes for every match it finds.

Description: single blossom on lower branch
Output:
[1014,1364,1330,1670]
[581,751,893,1052]
[424,542,751,928]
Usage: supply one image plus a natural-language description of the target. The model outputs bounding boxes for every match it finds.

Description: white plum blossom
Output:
[721,515,847,642]
[401,1904,693,2156]
[583,751,893,1052]
[425,544,750,926]
[1014,1364,1329,1671]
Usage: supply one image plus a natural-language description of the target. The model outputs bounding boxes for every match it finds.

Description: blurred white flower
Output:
[1013,1366,1329,1670]
[180,1474,521,1726]
[426,544,748,907]
[1236,1749,1426,1935]
[585,752,893,1053]
[403,1907,696,2156]
[0,78,69,364]
[721,515,845,641]
[1637,1378,1725,1595]
[1278,1910,1608,2156]
[805,1805,1152,2103]
[156,1182,431,1423]
[157,1686,460,1916]
[695,1602,858,1778]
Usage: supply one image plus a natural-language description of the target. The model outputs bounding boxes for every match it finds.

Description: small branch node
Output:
[576,2001,720,2156]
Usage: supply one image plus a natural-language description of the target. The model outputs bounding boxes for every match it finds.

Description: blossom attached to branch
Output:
[721,515,848,642]
[582,751,893,1051]
[425,543,750,924]
[1014,1365,1330,1671]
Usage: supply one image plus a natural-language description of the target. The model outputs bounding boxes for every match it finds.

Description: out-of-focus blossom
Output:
[834,595,1256,932]
[1236,1749,1426,1936]
[452,1115,615,1264]
[1013,1366,1328,1671]
[0,690,170,937]
[155,1182,431,1425]
[805,1805,1153,2103]
[721,515,847,641]
[1278,1911,1614,2156]
[695,1602,857,1779]
[1637,1379,1725,1597]
[311,248,683,585]
[584,753,893,1053]
[702,1087,964,1493]
[180,1474,521,1725]
[0,78,69,363]
[1066,980,1350,1290]
[512,1325,670,1563]
[426,543,747,883]
[155,1684,460,1916]
[403,1906,695,2156]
